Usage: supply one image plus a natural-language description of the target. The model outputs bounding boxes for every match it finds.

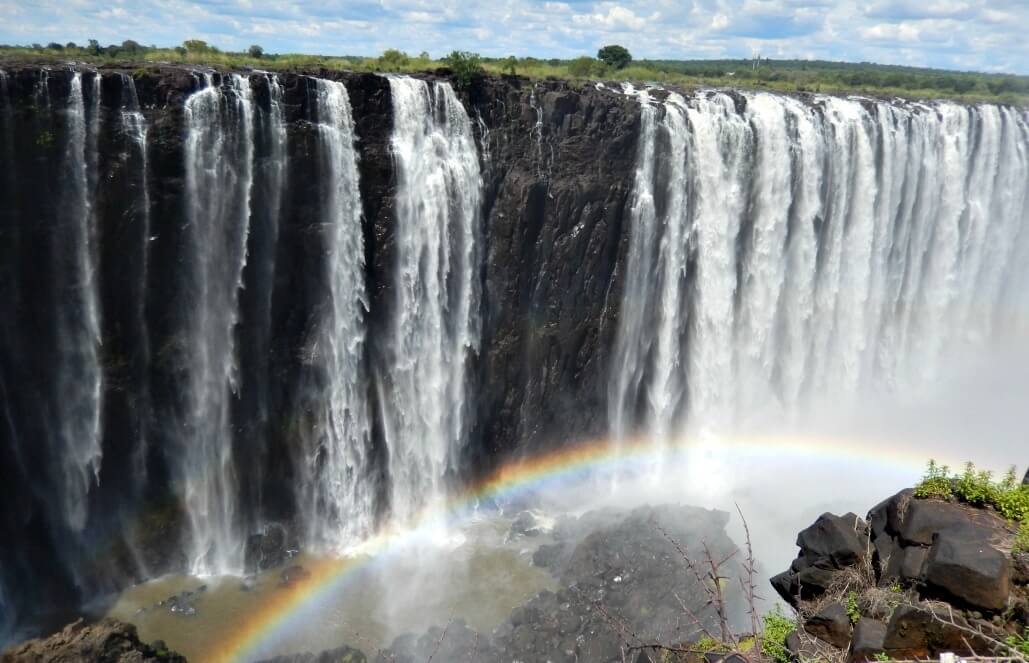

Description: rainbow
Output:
[208,432,943,663]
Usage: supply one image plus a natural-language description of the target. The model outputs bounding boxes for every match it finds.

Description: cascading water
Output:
[382,76,482,522]
[611,91,1029,441]
[118,73,152,480]
[238,72,286,519]
[296,78,374,548]
[608,86,690,448]
[180,73,255,575]
[53,71,104,532]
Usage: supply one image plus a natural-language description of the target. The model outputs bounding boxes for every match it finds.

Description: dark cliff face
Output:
[468,77,638,464]
[0,65,640,636]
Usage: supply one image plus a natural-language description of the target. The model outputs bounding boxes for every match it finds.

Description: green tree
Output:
[501,55,517,75]
[247,44,264,59]
[121,39,142,52]
[46,42,63,50]
[65,42,78,50]
[183,39,210,53]
[87,39,101,55]
[443,50,482,87]
[597,44,631,69]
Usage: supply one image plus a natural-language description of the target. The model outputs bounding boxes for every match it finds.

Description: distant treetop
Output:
[597,45,632,69]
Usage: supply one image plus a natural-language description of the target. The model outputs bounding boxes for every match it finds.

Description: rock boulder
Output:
[923,528,1011,611]
[0,619,184,663]
[804,601,852,648]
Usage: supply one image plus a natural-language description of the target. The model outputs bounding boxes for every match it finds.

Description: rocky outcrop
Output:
[772,489,1026,662]
[363,504,742,663]
[0,619,184,663]
[772,512,868,606]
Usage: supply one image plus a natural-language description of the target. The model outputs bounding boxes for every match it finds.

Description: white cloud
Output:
[571,5,648,31]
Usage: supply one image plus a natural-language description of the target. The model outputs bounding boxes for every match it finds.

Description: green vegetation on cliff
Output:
[915,460,1029,522]
[1,40,1028,104]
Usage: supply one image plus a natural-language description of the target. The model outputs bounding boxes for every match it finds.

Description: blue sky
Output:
[1,0,1026,74]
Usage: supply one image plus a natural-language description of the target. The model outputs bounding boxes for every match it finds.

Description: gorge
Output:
[0,64,1027,659]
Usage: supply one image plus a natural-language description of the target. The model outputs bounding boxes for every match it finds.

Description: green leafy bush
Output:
[1015,521,1029,554]
[442,50,482,87]
[916,460,1029,525]
[914,459,953,500]
[761,605,796,663]
[954,462,996,505]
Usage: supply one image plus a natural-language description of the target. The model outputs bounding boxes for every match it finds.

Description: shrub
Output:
[994,484,1029,522]
[761,605,795,663]
[955,462,996,506]
[568,56,595,78]
[247,44,264,59]
[379,48,409,69]
[916,460,1029,526]
[914,459,953,500]
[443,51,482,87]
[1016,521,1029,554]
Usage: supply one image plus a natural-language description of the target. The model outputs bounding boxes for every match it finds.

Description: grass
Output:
[2,43,1028,105]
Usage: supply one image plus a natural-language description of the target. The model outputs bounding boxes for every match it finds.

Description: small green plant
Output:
[761,605,796,663]
[1015,521,1029,554]
[915,460,1029,527]
[954,462,996,505]
[1005,628,1029,659]
[846,591,861,623]
[873,652,891,662]
[887,580,903,594]
[35,130,54,148]
[914,459,953,500]
[695,635,730,653]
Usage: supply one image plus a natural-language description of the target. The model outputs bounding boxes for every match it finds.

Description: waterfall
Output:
[608,87,690,447]
[119,73,152,480]
[297,78,373,548]
[382,76,482,521]
[181,73,255,575]
[611,91,1029,439]
[52,71,104,532]
[238,72,286,519]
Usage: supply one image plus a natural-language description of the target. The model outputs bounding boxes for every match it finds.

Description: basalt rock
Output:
[804,602,852,648]
[772,512,868,607]
[849,618,886,663]
[0,619,184,663]
[923,527,1011,611]
[257,645,368,663]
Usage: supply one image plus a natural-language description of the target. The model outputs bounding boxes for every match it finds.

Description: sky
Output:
[1,0,1027,74]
